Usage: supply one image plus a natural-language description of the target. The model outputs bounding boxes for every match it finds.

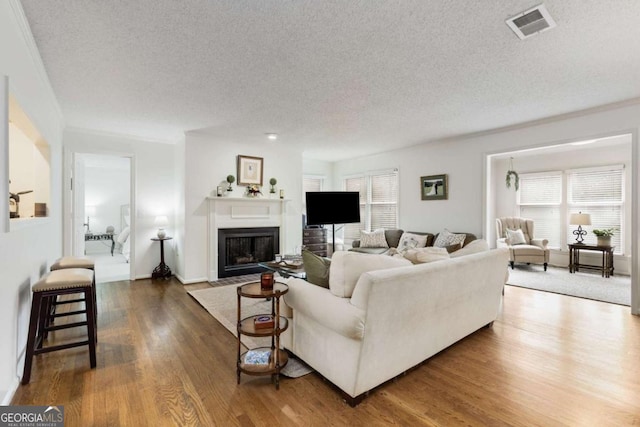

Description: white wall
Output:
[178,133,303,283]
[491,138,632,273]
[332,102,640,314]
[64,129,177,279]
[0,1,64,404]
[303,158,335,190]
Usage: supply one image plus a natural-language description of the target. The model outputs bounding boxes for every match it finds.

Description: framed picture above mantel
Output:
[421,174,448,200]
[237,155,264,186]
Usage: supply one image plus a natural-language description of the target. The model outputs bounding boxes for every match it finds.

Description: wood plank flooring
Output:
[12,279,640,426]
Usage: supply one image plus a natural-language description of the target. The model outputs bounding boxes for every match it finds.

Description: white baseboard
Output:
[2,378,19,405]
[175,274,209,285]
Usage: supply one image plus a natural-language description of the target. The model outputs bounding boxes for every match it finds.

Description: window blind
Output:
[567,167,623,250]
[518,172,562,247]
[343,170,398,242]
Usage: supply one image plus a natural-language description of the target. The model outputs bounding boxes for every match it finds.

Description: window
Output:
[517,172,562,248]
[344,169,398,242]
[567,166,624,251]
[517,165,625,254]
[302,175,324,194]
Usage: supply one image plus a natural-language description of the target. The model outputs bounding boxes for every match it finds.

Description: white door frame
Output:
[63,148,136,280]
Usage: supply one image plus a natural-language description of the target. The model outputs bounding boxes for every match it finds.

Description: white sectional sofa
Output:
[281,242,509,405]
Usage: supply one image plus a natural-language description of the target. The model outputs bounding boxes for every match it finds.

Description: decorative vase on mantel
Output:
[597,236,611,247]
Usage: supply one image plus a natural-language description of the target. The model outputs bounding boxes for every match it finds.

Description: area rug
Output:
[506,265,631,306]
[188,283,313,378]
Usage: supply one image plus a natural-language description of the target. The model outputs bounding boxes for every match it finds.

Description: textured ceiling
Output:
[19,0,640,161]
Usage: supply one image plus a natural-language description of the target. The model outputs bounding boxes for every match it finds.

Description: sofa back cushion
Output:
[329,251,411,298]
[384,229,405,248]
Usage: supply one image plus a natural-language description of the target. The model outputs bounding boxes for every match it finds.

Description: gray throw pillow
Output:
[302,250,331,288]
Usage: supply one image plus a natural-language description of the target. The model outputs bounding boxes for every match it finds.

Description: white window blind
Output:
[303,176,323,193]
[518,172,562,248]
[567,166,623,250]
[343,170,398,242]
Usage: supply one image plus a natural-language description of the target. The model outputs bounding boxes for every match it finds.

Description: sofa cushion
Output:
[449,239,489,258]
[415,247,450,263]
[360,229,389,248]
[329,251,411,297]
[349,247,390,255]
[433,229,466,248]
[302,250,331,288]
[397,232,429,251]
[384,229,405,248]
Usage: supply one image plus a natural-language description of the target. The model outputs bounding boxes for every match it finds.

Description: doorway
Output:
[485,133,633,305]
[73,153,133,283]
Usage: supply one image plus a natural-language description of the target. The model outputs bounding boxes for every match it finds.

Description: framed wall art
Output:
[421,174,448,200]
[237,155,264,186]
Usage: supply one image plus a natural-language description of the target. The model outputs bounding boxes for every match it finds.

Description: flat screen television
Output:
[305,191,361,226]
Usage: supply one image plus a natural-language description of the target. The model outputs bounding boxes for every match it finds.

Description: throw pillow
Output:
[506,228,527,245]
[415,247,450,263]
[301,250,331,288]
[397,232,429,252]
[359,229,389,248]
[433,229,466,248]
[329,251,411,297]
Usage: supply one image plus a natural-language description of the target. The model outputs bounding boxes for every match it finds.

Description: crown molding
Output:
[8,0,64,124]
[65,126,180,145]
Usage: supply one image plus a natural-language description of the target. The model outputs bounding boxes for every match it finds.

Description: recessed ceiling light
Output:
[266,133,278,140]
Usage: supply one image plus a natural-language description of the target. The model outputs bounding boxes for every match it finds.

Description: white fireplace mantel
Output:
[206,196,289,281]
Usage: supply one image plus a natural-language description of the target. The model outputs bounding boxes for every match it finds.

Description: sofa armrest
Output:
[284,278,366,340]
[531,238,549,249]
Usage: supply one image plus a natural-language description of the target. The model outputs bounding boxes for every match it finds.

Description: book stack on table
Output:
[254,315,275,329]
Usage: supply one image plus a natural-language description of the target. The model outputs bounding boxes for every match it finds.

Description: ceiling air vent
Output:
[506,4,556,39]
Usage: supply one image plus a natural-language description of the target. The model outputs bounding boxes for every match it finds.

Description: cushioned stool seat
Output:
[51,256,95,270]
[49,256,97,328]
[22,268,97,384]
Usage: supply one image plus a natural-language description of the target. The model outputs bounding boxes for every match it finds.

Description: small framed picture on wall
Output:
[421,174,448,200]
[237,155,264,186]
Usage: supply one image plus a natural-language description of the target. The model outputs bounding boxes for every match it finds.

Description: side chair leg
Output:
[22,293,42,384]
[509,261,514,270]
[544,263,548,271]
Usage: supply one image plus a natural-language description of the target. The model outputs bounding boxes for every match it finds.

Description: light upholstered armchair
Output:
[496,217,549,271]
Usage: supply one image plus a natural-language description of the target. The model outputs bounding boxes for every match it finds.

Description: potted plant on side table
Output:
[593,228,616,246]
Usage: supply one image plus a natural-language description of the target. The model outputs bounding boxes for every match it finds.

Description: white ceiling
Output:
[19,1,640,161]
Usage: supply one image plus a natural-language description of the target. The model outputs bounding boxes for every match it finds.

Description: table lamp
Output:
[569,212,591,244]
[84,205,96,233]
[154,215,169,239]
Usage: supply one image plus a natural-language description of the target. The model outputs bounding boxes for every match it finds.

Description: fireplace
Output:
[218,227,279,278]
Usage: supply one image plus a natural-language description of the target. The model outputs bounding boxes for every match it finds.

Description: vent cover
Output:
[506,4,556,39]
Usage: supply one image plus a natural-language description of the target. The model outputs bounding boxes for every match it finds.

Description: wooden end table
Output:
[151,237,172,279]
[237,282,289,389]
[568,243,615,278]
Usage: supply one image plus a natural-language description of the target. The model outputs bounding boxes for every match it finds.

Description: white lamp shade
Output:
[154,215,169,227]
[569,213,591,226]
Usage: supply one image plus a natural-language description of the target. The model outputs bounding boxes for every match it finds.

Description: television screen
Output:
[305,191,361,226]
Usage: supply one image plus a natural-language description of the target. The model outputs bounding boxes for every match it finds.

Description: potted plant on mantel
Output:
[593,228,616,246]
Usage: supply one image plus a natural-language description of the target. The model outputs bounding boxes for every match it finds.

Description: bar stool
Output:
[49,256,97,328]
[22,268,97,384]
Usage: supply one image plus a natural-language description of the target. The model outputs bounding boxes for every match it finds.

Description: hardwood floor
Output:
[12,279,640,426]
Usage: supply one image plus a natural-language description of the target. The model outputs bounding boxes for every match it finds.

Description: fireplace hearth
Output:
[218,227,279,278]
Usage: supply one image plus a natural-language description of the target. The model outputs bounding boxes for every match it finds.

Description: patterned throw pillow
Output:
[397,232,429,252]
[433,229,466,248]
[360,229,389,248]
[506,228,527,245]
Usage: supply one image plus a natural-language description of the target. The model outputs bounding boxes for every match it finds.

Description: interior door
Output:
[72,153,86,257]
